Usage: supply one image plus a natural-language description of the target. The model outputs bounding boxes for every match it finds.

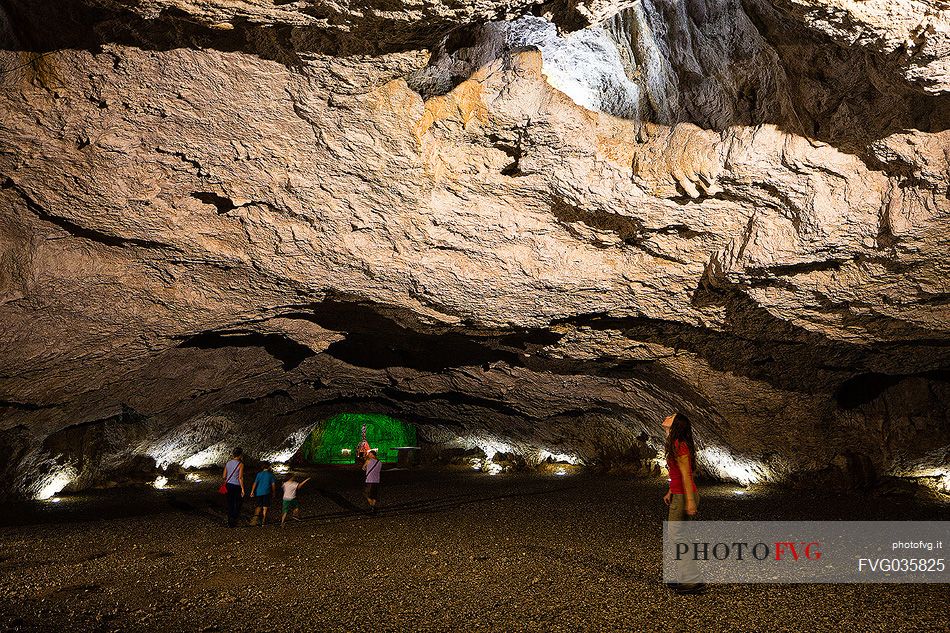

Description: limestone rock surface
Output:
[0,0,948,498]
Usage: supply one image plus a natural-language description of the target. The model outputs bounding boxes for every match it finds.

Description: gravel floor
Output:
[1,467,947,632]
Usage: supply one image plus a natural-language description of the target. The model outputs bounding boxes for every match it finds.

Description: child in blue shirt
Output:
[249,463,277,526]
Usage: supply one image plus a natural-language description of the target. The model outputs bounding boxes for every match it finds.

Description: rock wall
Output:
[0,0,948,498]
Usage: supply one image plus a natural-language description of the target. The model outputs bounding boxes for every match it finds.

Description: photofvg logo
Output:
[674,541,822,562]
[663,521,949,584]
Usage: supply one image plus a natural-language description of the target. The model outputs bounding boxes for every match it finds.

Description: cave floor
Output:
[1,468,948,632]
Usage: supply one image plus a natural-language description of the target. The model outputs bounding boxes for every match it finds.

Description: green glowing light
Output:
[301,413,416,464]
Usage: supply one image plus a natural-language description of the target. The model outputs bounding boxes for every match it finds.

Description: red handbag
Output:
[220,463,238,494]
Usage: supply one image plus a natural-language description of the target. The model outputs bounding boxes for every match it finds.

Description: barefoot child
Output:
[249,462,277,526]
[281,474,311,526]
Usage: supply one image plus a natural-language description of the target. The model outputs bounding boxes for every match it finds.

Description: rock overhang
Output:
[0,0,948,499]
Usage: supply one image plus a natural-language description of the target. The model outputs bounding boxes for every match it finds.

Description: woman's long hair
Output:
[664,412,696,465]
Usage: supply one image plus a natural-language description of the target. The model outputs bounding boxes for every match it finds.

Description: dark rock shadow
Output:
[0,0,510,65]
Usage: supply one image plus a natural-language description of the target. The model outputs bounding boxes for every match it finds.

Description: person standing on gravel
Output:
[249,462,277,526]
[363,449,381,514]
[280,474,311,526]
[223,448,245,528]
[662,412,704,594]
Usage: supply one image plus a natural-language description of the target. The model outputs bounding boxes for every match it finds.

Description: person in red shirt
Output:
[663,412,698,514]
[662,412,704,594]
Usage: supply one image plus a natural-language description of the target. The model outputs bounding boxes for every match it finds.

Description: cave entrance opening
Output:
[299,413,416,464]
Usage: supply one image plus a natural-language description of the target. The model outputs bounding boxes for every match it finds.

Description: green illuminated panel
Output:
[300,413,416,464]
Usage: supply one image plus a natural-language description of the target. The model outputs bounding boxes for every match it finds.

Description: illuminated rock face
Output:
[0,0,948,498]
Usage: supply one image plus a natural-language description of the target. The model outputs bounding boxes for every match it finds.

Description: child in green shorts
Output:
[281,474,311,526]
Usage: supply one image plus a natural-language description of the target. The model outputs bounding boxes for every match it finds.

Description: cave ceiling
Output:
[0,0,948,497]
